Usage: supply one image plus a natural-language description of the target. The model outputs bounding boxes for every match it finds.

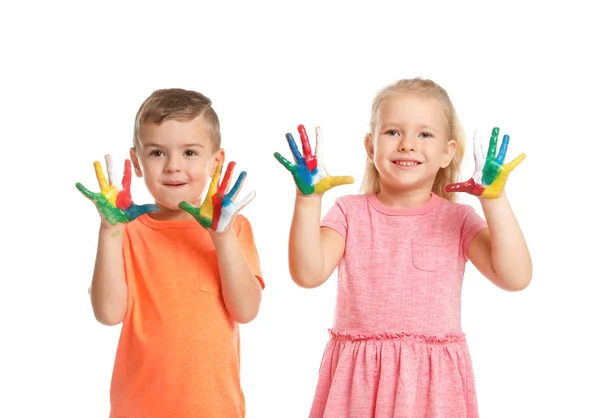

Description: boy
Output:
[77,88,264,417]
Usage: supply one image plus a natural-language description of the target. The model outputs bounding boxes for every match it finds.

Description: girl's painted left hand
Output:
[445,127,526,199]
[179,161,255,233]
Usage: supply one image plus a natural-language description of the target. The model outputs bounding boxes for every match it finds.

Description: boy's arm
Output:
[210,229,262,324]
[90,223,128,325]
[288,194,345,289]
[468,191,532,291]
[76,155,157,326]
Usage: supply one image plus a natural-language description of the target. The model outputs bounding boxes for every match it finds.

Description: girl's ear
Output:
[364,133,374,161]
[440,139,457,168]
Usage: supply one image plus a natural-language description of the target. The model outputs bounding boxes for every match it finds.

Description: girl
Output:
[274,77,532,417]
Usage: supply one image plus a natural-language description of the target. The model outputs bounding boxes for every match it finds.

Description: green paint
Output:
[482,128,502,186]
[179,201,212,228]
[273,152,315,195]
[76,182,134,225]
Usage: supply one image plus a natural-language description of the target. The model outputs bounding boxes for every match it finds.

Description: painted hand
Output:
[274,125,354,195]
[76,155,160,224]
[445,127,526,199]
[179,161,255,233]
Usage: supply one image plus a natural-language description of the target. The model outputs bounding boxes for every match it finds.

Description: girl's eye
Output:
[385,130,399,136]
[419,132,433,139]
[149,150,164,157]
[184,150,198,157]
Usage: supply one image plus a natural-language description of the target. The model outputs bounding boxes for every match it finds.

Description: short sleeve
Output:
[460,206,488,260]
[321,197,348,239]
[235,216,265,289]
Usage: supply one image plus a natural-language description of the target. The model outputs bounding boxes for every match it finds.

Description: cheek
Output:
[188,160,213,180]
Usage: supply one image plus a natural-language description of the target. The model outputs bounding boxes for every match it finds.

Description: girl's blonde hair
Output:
[360,77,465,202]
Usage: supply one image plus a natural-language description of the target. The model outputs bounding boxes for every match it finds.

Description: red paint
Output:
[210,162,235,230]
[298,125,318,171]
[445,178,485,196]
[116,160,133,209]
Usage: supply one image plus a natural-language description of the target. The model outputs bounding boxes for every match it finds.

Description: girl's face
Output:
[365,92,456,195]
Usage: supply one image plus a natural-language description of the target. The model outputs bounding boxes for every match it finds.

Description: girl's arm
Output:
[288,194,345,288]
[468,191,532,291]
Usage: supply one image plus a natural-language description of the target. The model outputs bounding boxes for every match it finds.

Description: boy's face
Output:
[131,115,223,220]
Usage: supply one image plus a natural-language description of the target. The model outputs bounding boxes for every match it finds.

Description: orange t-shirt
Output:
[109,214,264,418]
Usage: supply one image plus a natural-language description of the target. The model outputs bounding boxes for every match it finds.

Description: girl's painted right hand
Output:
[76,155,160,227]
[274,125,354,196]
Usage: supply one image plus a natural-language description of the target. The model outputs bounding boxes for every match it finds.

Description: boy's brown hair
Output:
[133,88,221,151]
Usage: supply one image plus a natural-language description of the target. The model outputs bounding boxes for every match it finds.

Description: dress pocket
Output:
[411,239,445,272]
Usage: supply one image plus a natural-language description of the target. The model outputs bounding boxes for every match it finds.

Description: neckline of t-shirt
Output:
[366,192,440,216]
[137,213,203,230]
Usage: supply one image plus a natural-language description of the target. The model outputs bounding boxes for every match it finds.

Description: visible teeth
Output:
[396,161,418,166]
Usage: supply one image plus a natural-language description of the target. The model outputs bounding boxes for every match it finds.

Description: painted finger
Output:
[444,178,485,196]
[298,125,313,159]
[105,155,116,186]
[224,171,247,205]
[286,133,304,164]
[496,134,510,164]
[116,160,133,209]
[76,182,96,201]
[125,203,160,220]
[486,127,500,160]
[217,161,236,196]
[473,130,485,184]
[94,161,110,195]
[504,152,526,173]
[274,152,295,172]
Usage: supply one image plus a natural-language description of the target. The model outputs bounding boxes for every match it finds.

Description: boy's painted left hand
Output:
[179,161,255,233]
[445,127,526,199]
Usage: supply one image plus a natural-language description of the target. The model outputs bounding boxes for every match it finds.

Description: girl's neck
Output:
[375,186,432,209]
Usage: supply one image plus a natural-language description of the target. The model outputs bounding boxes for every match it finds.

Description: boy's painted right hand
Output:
[274,125,354,195]
[76,155,160,225]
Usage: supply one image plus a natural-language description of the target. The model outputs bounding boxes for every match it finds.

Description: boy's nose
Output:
[164,157,182,172]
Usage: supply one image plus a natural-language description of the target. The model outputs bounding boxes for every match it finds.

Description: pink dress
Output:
[311,193,487,418]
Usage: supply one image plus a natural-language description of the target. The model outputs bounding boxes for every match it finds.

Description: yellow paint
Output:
[200,163,222,218]
[94,161,119,205]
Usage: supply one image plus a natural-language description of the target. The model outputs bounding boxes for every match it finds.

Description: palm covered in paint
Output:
[445,127,526,199]
[76,155,159,225]
[179,161,255,233]
[274,125,354,195]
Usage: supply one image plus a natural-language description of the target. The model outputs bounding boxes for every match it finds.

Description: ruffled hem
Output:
[329,329,465,344]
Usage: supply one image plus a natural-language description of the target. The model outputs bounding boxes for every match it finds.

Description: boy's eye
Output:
[385,130,399,136]
[419,132,433,138]
[184,150,198,157]
[149,150,164,157]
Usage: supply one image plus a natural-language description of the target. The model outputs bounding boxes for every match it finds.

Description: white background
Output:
[1,1,599,417]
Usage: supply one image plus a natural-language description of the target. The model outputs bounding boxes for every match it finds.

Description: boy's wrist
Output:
[208,227,236,244]
[99,222,126,237]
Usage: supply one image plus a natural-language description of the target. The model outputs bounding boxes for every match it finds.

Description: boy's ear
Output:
[130,147,143,178]
[212,148,225,173]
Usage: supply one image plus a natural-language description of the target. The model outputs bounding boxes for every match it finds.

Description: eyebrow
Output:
[380,124,439,132]
[143,143,205,148]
